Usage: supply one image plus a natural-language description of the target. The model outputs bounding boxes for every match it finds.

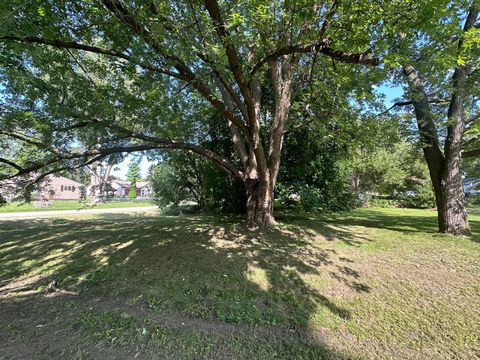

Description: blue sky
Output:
[113,83,406,180]
[378,83,404,106]
[113,156,157,179]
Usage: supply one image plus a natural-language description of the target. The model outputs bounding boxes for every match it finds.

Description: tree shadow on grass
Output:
[279,209,480,243]
[0,213,372,358]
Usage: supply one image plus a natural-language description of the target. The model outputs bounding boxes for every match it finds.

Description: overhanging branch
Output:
[2,137,243,182]
[462,148,480,158]
[249,40,379,76]
[0,35,180,78]
[0,158,23,171]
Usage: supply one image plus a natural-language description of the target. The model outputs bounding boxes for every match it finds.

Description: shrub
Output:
[398,184,435,209]
[128,184,137,199]
[366,198,400,208]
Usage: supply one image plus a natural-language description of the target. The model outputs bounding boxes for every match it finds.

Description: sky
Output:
[112,156,157,180]
[378,83,404,106]
[111,83,406,180]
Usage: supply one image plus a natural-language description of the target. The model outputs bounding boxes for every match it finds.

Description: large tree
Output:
[387,2,479,234]
[0,0,385,226]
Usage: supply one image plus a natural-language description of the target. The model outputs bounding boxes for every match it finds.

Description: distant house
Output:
[1,175,84,202]
[110,180,152,199]
[38,175,84,200]
[463,177,480,196]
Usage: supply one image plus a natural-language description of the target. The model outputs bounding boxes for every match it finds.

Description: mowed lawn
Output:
[0,208,479,359]
[0,200,155,213]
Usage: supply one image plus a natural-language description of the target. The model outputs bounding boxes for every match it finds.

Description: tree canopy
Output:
[0,0,478,230]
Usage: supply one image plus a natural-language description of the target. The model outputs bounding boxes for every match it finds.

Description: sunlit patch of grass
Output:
[0,200,155,213]
[0,208,479,358]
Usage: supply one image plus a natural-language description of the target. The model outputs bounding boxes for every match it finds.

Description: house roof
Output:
[111,180,150,188]
[47,174,84,186]
[136,181,150,188]
[111,180,130,187]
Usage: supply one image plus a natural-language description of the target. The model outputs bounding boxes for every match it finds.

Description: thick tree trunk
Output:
[245,177,275,227]
[432,171,469,235]
[401,7,478,235]
[428,159,469,235]
[403,64,471,235]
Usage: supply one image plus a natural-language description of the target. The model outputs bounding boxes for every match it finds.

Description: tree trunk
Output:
[433,170,469,235]
[245,177,275,227]
[403,64,471,235]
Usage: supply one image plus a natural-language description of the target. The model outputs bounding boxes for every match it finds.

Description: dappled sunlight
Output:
[246,263,270,291]
[1,210,479,358]
[0,212,367,328]
[0,273,48,298]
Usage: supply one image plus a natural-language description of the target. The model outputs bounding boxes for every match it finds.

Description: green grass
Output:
[0,208,479,359]
[0,199,155,213]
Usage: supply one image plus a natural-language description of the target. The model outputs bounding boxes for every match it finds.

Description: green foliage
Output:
[149,151,245,213]
[127,184,137,199]
[366,198,400,208]
[342,140,435,209]
[277,126,357,213]
[298,185,323,213]
[399,183,436,209]
[462,157,480,179]
[201,161,245,213]
[466,193,480,206]
[150,162,191,207]
[126,161,141,184]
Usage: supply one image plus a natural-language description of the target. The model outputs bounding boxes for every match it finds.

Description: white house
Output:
[110,180,152,199]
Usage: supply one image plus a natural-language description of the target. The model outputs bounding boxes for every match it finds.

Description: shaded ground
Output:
[0,208,479,359]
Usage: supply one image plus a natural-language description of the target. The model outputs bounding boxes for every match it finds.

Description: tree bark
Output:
[433,169,469,235]
[401,5,478,235]
[403,64,470,235]
[245,175,275,227]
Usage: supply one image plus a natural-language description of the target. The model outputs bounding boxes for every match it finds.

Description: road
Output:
[0,206,159,219]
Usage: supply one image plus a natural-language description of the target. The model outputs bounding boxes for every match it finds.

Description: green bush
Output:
[299,185,322,212]
[276,183,356,213]
[399,184,435,209]
[366,198,399,208]
[466,193,480,206]
[275,184,301,211]
[128,184,137,199]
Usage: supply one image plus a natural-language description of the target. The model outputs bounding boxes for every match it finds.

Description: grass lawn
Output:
[0,208,479,359]
[0,200,155,213]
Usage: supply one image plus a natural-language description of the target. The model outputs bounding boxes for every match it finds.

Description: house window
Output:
[62,185,74,192]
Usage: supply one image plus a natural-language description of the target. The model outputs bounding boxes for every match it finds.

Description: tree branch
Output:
[249,39,379,76]
[99,121,244,180]
[0,130,46,147]
[0,158,23,171]
[375,98,449,117]
[101,0,253,143]
[466,112,480,125]
[2,139,243,182]
[462,148,480,158]
[0,35,180,78]
[202,0,255,124]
